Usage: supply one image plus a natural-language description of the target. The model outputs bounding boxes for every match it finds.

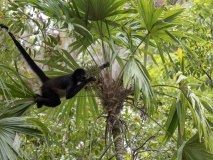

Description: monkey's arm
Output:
[66,77,96,99]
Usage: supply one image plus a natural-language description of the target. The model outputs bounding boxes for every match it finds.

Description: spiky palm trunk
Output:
[99,72,131,160]
[108,106,124,160]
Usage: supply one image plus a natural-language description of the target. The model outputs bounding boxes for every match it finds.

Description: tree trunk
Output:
[99,72,131,159]
[108,108,124,160]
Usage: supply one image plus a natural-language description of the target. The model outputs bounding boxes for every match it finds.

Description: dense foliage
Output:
[0,0,213,159]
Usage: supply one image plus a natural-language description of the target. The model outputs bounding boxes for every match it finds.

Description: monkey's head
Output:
[73,68,87,82]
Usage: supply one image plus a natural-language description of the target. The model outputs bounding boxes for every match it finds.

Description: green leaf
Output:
[76,90,86,128]
[162,8,184,22]
[0,116,46,159]
[156,41,169,77]
[164,100,178,143]
[181,133,213,160]
[177,141,187,160]
[74,0,128,21]
[176,93,187,136]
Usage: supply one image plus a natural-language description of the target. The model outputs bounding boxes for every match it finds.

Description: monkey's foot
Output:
[34,94,43,108]
[36,103,43,108]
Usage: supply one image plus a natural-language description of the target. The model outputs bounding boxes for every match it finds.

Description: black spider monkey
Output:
[0,23,109,108]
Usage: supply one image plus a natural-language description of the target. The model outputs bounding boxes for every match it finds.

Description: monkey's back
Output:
[41,74,74,98]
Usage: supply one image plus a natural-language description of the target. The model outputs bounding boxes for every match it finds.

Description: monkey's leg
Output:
[36,89,61,108]
[66,77,96,99]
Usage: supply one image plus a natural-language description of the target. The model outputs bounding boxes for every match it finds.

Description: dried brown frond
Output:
[97,71,132,114]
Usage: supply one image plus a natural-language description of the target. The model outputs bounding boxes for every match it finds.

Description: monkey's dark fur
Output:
[0,23,109,108]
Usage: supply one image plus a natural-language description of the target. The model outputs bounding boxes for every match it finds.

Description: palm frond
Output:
[0,116,49,160]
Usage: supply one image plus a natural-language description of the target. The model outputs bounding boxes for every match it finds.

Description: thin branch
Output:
[132,136,155,158]
[154,91,176,99]
[136,106,177,143]
[200,64,212,80]
[139,149,169,152]
[152,84,180,90]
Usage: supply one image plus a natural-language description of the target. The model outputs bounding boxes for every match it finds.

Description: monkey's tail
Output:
[0,23,49,83]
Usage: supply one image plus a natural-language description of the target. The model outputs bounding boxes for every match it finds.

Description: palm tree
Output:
[1,0,213,159]
[0,68,50,159]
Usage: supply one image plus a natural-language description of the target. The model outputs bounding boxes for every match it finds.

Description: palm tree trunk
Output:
[100,72,131,159]
[108,105,124,160]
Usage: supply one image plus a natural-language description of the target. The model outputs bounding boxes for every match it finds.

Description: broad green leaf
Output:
[164,100,178,142]
[181,134,213,160]
[176,93,187,137]
[156,41,169,77]
[76,90,86,128]
[35,60,72,74]
[162,8,184,22]
[177,141,187,160]
[74,0,128,21]
[87,90,99,121]
[137,0,155,30]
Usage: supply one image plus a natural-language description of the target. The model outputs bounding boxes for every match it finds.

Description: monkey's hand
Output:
[34,94,42,98]
[88,77,96,82]
[99,62,110,69]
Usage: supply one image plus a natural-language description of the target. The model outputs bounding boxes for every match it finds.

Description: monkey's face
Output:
[73,69,87,82]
